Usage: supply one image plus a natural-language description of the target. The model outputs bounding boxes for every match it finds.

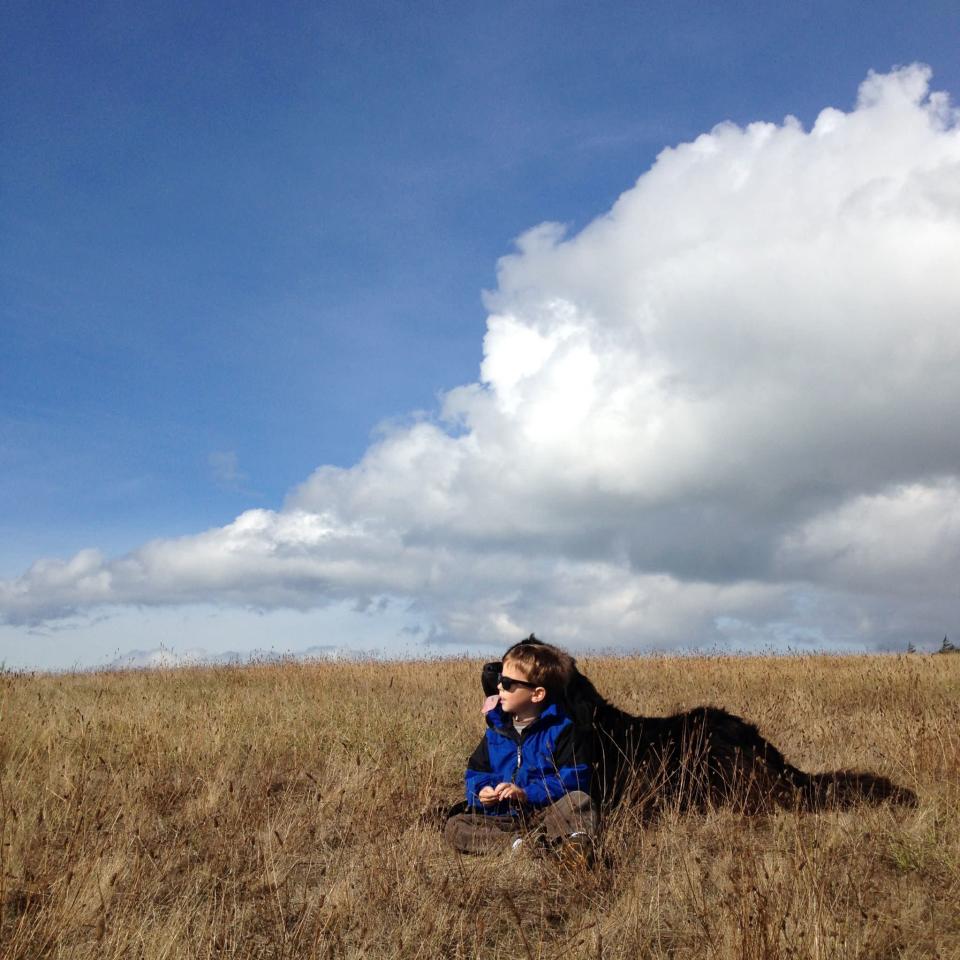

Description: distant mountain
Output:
[104,644,362,670]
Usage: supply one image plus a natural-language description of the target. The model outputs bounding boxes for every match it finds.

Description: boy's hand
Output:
[477,786,500,806]
[477,783,527,805]
[494,783,527,803]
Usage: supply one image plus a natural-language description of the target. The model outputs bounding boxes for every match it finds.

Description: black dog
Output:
[481,638,916,817]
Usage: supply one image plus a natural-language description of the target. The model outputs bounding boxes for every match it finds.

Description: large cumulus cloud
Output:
[4,66,960,651]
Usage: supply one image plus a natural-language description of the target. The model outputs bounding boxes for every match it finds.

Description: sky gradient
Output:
[3,2,960,669]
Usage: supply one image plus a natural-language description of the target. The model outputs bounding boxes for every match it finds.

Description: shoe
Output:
[509,833,549,858]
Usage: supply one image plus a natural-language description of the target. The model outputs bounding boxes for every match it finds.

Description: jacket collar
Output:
[486,699,564,731]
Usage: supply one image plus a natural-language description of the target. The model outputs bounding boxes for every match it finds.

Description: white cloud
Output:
[778,478,960,596]
[3,66,960,657]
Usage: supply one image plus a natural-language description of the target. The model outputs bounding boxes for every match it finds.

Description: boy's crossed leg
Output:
[444,790,597,855]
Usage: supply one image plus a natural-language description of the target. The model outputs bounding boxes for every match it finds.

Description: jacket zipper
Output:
[511,742,522,783]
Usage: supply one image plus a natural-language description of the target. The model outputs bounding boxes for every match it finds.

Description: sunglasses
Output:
[498,673,540,692]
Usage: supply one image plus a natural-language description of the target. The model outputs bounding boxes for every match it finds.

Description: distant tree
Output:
[940,635,956,654]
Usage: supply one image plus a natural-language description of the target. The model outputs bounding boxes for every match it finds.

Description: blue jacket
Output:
[464,701,591,815]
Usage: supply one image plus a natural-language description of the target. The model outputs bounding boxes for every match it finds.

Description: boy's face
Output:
[497,657,547,717]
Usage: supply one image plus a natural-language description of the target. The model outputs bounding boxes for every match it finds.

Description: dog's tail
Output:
[706,710,918,810]
[797,769,917,809]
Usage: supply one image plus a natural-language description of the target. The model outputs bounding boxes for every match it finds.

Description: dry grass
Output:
[1,653,958,959]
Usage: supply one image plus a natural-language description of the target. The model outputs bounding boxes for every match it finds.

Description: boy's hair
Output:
[502,637,576,696]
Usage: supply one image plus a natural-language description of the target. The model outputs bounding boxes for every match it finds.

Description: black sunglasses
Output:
[498,673,539,691]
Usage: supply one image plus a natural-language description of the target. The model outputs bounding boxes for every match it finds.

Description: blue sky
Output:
[3,2,960,669]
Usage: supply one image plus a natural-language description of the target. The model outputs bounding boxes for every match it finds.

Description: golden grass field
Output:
[1,652,958,959]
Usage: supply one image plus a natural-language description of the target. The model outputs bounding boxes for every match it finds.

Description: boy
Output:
[444,640,597,858]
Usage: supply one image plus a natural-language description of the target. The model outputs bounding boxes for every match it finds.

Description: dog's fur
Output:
[483,638,916,817]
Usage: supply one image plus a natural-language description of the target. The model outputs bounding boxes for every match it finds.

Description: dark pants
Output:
[444,790,598,854]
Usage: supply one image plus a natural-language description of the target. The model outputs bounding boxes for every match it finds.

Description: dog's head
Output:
[481,660,502,697]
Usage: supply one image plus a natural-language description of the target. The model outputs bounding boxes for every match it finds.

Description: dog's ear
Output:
[560,668,603,729]
[481,661,502,697]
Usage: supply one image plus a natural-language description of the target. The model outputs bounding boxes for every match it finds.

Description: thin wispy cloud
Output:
[208,450,257,496]
[3,66,959,653]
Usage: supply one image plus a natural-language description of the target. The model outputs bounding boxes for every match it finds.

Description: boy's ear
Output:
[531,686,547,703]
